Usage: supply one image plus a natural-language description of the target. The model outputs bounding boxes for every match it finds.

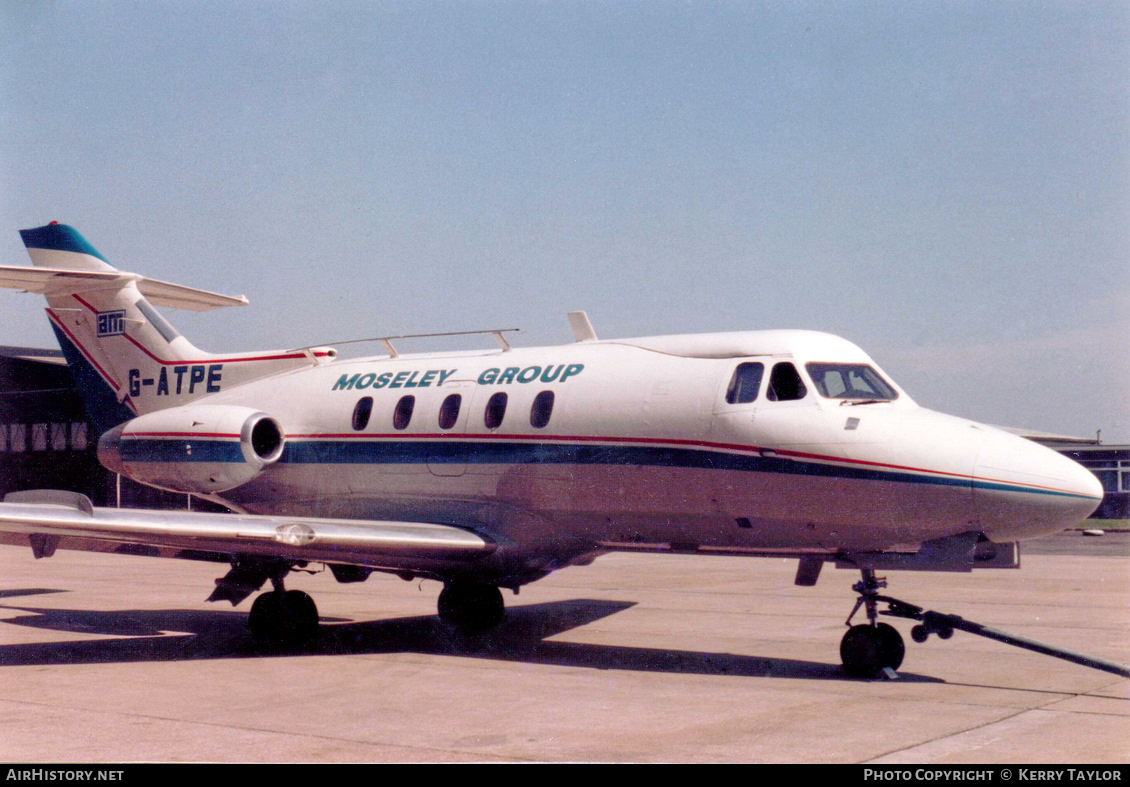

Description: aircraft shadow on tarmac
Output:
[0,588,69,599]
[0,591,942,683]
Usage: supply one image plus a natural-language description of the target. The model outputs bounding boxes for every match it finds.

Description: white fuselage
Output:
[129,329,1101,583]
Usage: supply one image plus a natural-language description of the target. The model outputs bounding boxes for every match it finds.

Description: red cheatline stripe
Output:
[287,430,761,452]
[72,293,330,365]
[123,332,332,365]
[123,432,240,439]
[287,430,956,476]
[46,309,120,392]
[72,294,99,314]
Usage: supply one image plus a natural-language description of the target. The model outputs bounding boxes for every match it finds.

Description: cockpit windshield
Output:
[805,363,898,401]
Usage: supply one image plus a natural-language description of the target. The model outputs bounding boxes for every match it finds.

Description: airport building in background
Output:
[1050,444,1130,520]
[1,346,1126,520]
[0,346,225,513]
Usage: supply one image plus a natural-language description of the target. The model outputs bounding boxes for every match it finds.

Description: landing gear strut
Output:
[211,557,320,646]
[248,579,320,646]
[840,569,905,677]
[837,568,1130,679]
[437,582,505,632]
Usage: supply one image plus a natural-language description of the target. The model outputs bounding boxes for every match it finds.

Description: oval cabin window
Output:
[393,395,415,430]
[530,390,554,429]
[352,397,373,431]
[439,394,462,430]
[484,392,507,430]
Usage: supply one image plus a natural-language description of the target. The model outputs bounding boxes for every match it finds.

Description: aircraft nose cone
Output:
[1066,455,1106,501]
[973,428,1104,540]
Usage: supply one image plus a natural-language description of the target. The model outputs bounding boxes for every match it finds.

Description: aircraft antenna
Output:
[288,328,520,358]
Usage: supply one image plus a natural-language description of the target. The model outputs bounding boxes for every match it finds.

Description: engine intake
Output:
[98,405,286,494]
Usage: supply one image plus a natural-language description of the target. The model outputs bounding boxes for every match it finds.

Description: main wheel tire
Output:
[248,590,319,646]
[282,589,320,641]
[248,591,281,642]
[841,623,904,677]
[876,622,905,671]
[437,583,505,632]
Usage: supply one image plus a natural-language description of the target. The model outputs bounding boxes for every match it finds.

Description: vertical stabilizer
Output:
[0,223,334,434]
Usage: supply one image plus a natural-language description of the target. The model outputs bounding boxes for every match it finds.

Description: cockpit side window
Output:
[725,362,764,404]
[767,362,807,402]
[806,363,898,401]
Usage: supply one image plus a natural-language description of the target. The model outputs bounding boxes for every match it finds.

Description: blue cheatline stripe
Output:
[279,438,1098,500]
[278,438,983,492]
[120,438,245,463]
[968,479,1089,499]
[113,435,1096,501]
[50,322,135,435]
[19,224,107,261]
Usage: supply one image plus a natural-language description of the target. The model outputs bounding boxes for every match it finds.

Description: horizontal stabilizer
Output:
[134,275,248,311]
[0,265,247,311]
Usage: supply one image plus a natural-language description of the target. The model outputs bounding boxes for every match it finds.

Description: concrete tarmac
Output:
[0,532,1126,763]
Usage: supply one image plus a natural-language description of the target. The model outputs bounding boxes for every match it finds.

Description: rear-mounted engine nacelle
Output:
[98,405,285,494]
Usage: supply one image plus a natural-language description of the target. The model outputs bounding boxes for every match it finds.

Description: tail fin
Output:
[1,223,334,433]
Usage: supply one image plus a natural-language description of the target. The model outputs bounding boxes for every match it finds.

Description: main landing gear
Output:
[243,573,508,645]
[248,580,320,646]
[840,569,905,678]
[437,581,506,632]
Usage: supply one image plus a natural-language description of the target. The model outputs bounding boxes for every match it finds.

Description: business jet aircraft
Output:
[0,223,1103,676]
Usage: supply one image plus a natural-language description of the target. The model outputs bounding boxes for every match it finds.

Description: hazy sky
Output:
[1,1,1127,441]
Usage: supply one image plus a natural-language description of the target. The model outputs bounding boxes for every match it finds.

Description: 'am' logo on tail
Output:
[96,310,126,337]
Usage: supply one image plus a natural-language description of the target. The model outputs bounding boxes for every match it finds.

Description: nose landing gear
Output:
[838,568,1130,679]
[840,569,905,677]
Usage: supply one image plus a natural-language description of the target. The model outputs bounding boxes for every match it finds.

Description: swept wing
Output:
[0,491,493,573]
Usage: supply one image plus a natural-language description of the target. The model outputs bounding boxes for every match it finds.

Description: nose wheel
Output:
[841,622,905,677]
[840,569,905,677]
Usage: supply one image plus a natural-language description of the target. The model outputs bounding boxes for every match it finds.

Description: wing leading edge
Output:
[0,491,495,575]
